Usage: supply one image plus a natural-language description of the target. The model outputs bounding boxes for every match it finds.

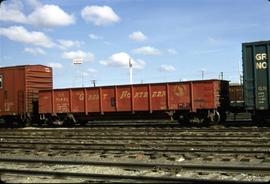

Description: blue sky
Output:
[0,0,269,88]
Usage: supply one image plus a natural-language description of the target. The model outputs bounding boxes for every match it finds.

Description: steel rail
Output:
[0,145,269,153]
[0,135,268,141]
[0,132,268,137]
[0,157,269,174]
[0,141,269,148]
[1,127,269,132]
[0,168,266,184]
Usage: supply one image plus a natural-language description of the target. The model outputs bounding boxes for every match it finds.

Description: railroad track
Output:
[1,131,269,154]
[0,128,269,144]
[1,125,269,131]
[0,124,269,183]
[0,126,269,154]
[1,157,270,173]
[0,143,269,154]
[0,157,269,183]
[1,134,268,140]
[1,168,266,183]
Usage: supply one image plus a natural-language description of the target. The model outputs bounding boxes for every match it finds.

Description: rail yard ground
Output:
[0,118,269,183]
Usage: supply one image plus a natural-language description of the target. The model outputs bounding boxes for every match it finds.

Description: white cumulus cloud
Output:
[0,26,54,48]
[100,52,145,70]
[24,47,46,55]
[159,65,176,72]
[0,1,27,23]
[89,34,103,40]
[132,59,146,70]
[133,46,161,56]
[28,5,75,27]
[129,31,147,41]
[0,1,75,27]
[81,5,120,26]
[62,50,95,62]
[48,62,63,69]
[57,39,81,49]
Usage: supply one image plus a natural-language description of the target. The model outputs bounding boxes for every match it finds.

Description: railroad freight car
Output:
[242,40,270,123]
[0,65,53,126]
[229,84,244,113]
[39,80,230,125]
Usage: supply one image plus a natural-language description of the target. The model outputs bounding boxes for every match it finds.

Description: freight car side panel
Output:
[168,83,190,110]
[71,89,85,113]
[101,87,116,112]
[213,81,220,108]
[132,85,149,111]
[54,90,70,113]
[243,41,270,110]
[229,85,243,102]
[39,91,52,113]
[0,65,52,116]
[0,68,25,115]
[39,80,224,115]
[117,86,132,111]
[193,81,216,110]
[86,88,100,112]
[254,45,268,110]
[229,85,244,108]
[150,85,167,110]
[243,45,255,109]
[25,65,53,113]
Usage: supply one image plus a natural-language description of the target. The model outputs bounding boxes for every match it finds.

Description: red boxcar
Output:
[39,80,229,124]
[0,65,53,123]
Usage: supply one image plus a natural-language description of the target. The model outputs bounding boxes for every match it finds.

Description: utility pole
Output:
[201,70,204,80]
[220,72,224,80]
[91,80,96,87]
[238,60,242,84]
[82,72,84,87]
[129,58,133,84]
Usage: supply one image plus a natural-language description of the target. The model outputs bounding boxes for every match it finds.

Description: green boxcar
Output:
[242,40,270,121]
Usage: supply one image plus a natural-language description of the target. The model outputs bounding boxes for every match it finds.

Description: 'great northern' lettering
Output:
[256,53,267,70]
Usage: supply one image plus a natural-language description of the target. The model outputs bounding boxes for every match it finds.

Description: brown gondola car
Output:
[39,80,230,125]
[0,65,53,125]
[229,84,244,113]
